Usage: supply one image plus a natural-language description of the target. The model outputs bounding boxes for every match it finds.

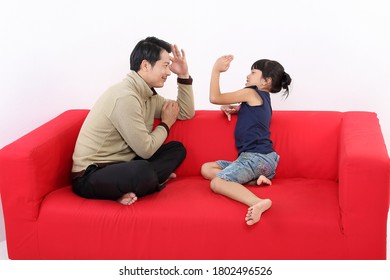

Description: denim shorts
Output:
[216,152,280,184]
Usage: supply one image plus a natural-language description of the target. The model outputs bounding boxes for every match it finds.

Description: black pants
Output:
[72,141,186,200]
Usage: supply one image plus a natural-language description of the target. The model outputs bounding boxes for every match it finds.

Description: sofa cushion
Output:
[37,177,343,259]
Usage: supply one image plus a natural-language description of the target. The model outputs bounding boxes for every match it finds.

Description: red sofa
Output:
[0,110,388,259]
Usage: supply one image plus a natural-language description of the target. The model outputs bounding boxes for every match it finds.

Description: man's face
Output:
[146,50,171,88]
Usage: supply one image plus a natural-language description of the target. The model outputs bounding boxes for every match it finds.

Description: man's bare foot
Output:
[160,173,176,185]
[158,173,177,191]
[117,192,137,205]
[245,199,272,226]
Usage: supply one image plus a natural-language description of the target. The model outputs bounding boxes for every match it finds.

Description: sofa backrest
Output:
[0,109,342,219]
[167,110,342,180]
[271,111,342,180]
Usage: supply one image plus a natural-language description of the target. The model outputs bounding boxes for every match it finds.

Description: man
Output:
[71,36,194,205]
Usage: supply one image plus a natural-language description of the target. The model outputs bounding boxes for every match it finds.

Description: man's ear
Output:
[140,59,151,72]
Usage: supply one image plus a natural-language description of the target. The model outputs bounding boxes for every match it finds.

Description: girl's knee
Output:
[200,163,210,179]
[201,162,221,180]
[210,177,223,193]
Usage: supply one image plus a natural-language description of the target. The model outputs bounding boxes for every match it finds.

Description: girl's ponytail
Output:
[281,72,292,98]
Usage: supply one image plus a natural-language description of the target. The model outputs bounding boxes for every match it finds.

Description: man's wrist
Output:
[177,75,193,85]
[158,122,170,135]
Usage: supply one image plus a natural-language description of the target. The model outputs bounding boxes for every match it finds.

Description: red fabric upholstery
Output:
[0,110,388,259]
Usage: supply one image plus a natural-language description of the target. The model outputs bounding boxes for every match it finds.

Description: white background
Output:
[0,0,389,264]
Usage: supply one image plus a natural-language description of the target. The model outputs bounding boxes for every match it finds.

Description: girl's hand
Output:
[221,104,240,121]
[213,55,234,73]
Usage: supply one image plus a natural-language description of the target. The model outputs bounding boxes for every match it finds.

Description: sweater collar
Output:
[126,71,158,100]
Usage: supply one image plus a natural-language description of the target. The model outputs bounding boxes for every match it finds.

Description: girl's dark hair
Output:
[251,59,292,98]
[130,36,172,71]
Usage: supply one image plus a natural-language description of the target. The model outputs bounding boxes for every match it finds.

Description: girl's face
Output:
[245,69,271,91]
[246,69,263,87]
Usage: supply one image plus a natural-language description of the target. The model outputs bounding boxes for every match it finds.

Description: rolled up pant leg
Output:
[72,141,186,200]
[73,160,159,200]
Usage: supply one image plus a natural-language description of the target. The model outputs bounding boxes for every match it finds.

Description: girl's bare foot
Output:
[117,192,137,205]
[247,175,272,186]
[257,175,272,186]
[245,199,272,225]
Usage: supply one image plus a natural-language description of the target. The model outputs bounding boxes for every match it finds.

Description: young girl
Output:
[201,55,291,225]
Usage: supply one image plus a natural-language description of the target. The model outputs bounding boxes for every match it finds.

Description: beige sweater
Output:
[72,71,194,172]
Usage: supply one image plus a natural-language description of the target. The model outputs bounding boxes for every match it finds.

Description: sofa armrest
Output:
[338,112,389,259]
[0,110,88,220]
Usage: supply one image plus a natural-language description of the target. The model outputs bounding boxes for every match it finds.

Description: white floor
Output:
[1,216,390,260]
[0,240,7,260]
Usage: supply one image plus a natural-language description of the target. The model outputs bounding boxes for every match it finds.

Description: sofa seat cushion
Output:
[37,176,344,259]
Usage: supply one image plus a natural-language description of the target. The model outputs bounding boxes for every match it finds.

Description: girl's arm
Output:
[209,55,259,106]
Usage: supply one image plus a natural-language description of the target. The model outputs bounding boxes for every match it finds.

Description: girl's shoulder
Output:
[243,86,266,106]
